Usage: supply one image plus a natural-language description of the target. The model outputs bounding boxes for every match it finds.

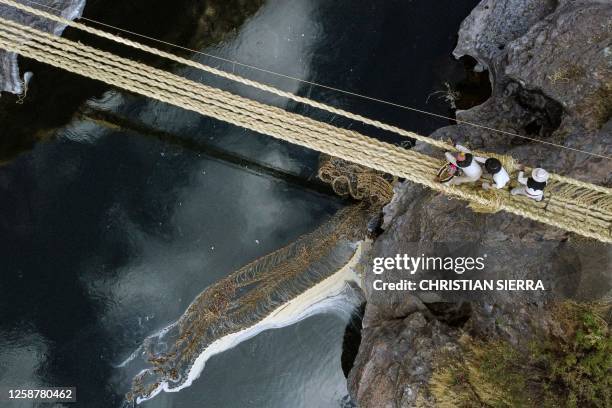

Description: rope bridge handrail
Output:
[0,13,610,242]
[2,0,611,171]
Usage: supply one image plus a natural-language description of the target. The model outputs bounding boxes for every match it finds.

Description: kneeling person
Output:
[475,157,509,190]
[511,168,549,202]
[443,144,483,186]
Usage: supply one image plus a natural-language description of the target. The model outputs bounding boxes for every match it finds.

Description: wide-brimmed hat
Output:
[532,168,549,183]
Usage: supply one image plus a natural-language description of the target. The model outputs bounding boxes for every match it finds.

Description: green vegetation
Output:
[533,302,611,407]
[430,302,611,407]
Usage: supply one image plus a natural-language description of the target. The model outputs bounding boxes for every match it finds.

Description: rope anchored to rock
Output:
[0,5,610,242]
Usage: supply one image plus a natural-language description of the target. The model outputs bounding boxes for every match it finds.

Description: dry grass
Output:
[547,65,585,85]
[582,84,612,129]
[426,82,462,110]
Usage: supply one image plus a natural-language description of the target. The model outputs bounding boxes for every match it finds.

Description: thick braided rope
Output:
[0,19,446,172]
[0,20,445,175]
[0,37,453,177]
[0,0,452,151]
[3,0,612,193]
[0,24,610,242]
[1,23,608,239]
[3,19,609,216]
[1,24,608,239]
[5,0,612,192]
[7,0,612,194]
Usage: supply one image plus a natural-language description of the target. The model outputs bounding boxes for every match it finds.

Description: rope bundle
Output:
[0,4,610,242]
[318,155,397,205]
[128,204,371,401]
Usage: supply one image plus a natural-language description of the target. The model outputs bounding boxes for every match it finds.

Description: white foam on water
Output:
[135,241,367,404]
[116,320,180,369]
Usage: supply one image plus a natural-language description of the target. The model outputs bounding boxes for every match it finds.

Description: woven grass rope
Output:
[0,9,610,242]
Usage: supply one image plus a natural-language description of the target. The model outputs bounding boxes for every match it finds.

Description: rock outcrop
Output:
[349,0,611,406]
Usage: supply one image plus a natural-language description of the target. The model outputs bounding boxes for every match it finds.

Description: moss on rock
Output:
[430,302,611,408]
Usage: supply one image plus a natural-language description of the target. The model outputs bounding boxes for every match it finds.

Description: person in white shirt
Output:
[511,168,549,201]
[443,144,482,185]
[474,157,510,190]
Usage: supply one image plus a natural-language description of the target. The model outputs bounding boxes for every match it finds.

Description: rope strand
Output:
[2,0,610,161]
[0,13,610,242]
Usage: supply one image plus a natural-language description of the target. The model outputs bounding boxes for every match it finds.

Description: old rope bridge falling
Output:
[0,0,611,242]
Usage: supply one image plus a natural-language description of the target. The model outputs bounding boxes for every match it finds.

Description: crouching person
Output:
[511,168,549,202]
[443,144,482,185]
[475,157,509,190]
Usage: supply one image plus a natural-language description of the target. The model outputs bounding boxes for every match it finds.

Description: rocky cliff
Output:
[348,0,611,406]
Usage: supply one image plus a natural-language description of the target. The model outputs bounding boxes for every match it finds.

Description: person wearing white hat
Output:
[443,144,483,185]
[475,156,510,190]
[511,168,549,201]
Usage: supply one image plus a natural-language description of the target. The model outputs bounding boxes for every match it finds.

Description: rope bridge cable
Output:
[2,0,611,166]
[10,0,612,164]
[0,17,611,242]
[0,16,610,235]
[2,1,612,190]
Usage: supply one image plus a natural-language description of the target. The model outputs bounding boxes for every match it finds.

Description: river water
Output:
[0,0,479,406]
